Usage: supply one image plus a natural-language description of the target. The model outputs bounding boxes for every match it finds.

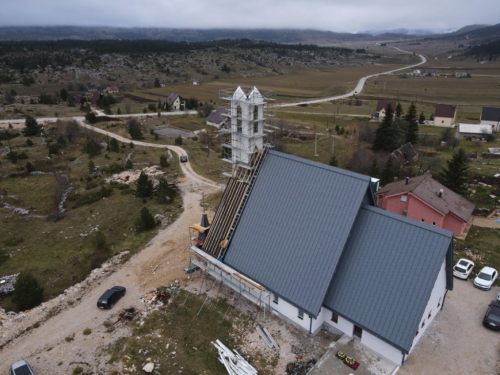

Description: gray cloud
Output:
[0,0,498,33]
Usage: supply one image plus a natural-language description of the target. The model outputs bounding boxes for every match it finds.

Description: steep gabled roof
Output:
[434,104,456,119]
[166,93,180,107]
[481,107,500,122]
[224,150,373,317]
[376,100,398,112]
[376,174,474,223]
[90,92,102,105]
[206,109,229,127]
[324,205,453,353]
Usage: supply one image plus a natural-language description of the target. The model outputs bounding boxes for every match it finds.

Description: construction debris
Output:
[285,358,317,375]
[212,339,257,375]
[142,362,155,373]
[256,325,279,350]
[118,307,139,321]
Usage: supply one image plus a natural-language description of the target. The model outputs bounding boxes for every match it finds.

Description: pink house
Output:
[375,174,474,237]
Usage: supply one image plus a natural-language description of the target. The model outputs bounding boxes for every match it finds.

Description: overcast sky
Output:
[0,0,498,33]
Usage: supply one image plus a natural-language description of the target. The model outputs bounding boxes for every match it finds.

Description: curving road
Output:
[276,46,426,108]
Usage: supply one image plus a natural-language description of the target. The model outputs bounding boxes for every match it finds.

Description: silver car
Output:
[9,360,35,375]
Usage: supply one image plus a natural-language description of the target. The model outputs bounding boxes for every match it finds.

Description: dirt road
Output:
[0,128,222,373]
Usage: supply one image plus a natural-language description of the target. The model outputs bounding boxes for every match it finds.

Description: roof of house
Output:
[324,205,453,353]
[206,109,229,127]
[376,174,475,223]
[459,123,492,135]
[376,100,398,112]
[481,107,500,122]
[90,92,102,105]
[166,93,180,107]
[434,104,456,119]
[224,150,374,317]
[422,68,437,74]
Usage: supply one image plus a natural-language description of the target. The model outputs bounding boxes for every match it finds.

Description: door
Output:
[353,325,362,338]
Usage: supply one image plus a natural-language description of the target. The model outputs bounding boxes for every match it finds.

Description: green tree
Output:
[88,160,96,173]
[418,112,426,124]
[26,138,33,147]
[84,139,101,158]
[125,158,133,169]
[12,272,44,311]
[135,171,153,198]
[373,105,395,152]
[395,103,403,118]
[127,119,143,140]
[156,177,176,203]
[381,156,395,186]
[368,159,380,178]
[329,155,338,167]
[154,78,160,87]
[109,137,120,153]
[439,148,469,195]
[60,88,68,101]
[92,230,108,251]
[175,135,183,146]
[159,154,169,168]
[405,102,419,145]
[85,112,97,124]
[22,116,39,137]
[135,207,157,232]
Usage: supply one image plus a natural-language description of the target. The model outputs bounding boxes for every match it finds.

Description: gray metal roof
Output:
[324,205,453,353]
[224,150,373,317]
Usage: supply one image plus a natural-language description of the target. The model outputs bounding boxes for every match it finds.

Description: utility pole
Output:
[314,133,319,157]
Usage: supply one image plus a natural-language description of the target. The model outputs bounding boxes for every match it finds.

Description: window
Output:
[273,294,278,304]
[400,195,408,202]
[421,219,425,223]
[421,322,425,328]
[236,105,242,133]
[428,310,432,319]
[253,106,258,120]
[331,312,338,324]
[432,222,436,226]
[298,309,304,320]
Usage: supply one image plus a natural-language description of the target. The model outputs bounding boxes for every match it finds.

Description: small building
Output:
[206,109,230,129]
[375,174,474,237]
[413,69,421,76]
[433,104,456,127]
[457,123,493,141]
[454,72,468,78]
[375,100,398,121]
[480,107,500,131]
[90,92,103,106]
[422,68,438,76]
[106,86,119,93]
[164,93,184,110]
[75,94,86,105]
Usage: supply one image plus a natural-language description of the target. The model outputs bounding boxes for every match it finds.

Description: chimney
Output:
[405,177,409,185]
[438,189,443,198]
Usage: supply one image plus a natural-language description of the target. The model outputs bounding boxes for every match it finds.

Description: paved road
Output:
[276,46,426,108]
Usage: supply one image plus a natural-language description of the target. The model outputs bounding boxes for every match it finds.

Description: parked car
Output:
[473,267,498,290]
[184,264,200,273]
[453,258,475,280]
[97,286,126,309]
[498,291,500,302]
[483,301,500,330]
[180,155,188,163]
[9,360,35,375]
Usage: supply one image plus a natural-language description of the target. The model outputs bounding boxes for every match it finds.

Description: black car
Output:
[97,286,126,309]
[180,155,188,163]
[184,264,200,273]
[483,301,500,330]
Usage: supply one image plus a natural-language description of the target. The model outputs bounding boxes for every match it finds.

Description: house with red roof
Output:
[375,174,474,237]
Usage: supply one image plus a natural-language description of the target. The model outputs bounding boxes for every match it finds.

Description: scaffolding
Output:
[219,87,276,178]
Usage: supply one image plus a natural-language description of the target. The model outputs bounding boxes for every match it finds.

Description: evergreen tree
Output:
[85,112,97,124]
[135,171,153,198]
[159,154,169,168]
[109,137,120,152]
[154,78,161,87]
[135,207,157,232]
[439,148,470,195]
[156,177,176,203]
[368,159,380,178]
[22,116,39,137]
[405,102,419,145]
[329,155,338,167]
[127,119,143,140]
[125,158,133,169]
[381,156,395,186]
[373,105,395,152]
[12,272,44,311]
[60,88,68,101]
[395,103,403,118]
[175,135,183,146]
[419,112,426,124]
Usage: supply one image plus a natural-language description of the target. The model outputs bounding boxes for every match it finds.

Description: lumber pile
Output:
[212,339,257,375]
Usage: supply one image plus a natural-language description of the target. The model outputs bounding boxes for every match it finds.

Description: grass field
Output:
[0,122,183,311]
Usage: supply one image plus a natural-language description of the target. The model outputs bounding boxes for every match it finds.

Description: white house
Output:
[189,88,454,366]
[434,104,456,127]
[164,93,184,110]
[480,107,500,131]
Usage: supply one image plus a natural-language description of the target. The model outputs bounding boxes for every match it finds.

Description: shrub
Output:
[73,366,83,375]
[26,138,33,147]
[175,135,183,146]
[105,163,125,174]
[135,207,157,232]
[83,328,92,335]
[12,272,44,311]
[85,112,97,124]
